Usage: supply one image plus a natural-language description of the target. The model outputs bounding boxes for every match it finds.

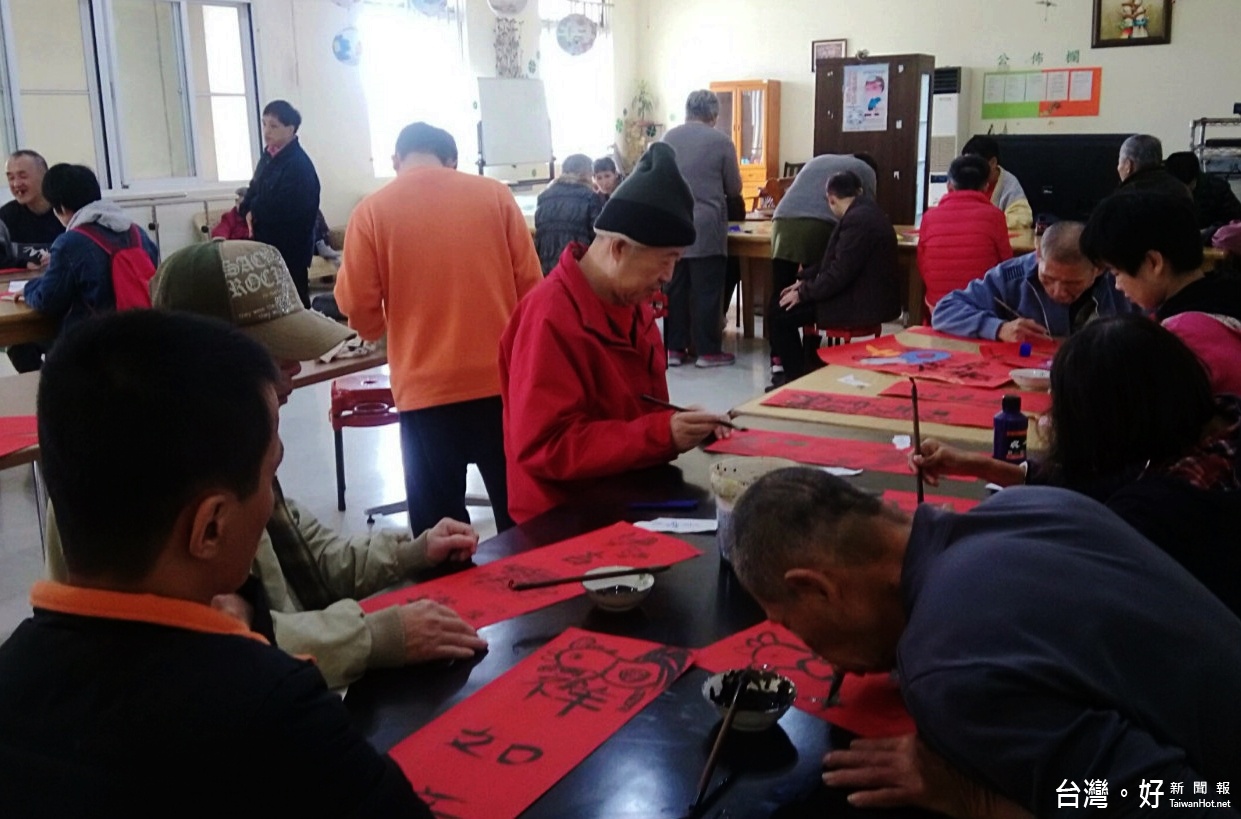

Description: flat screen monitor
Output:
[988,133,1130,223]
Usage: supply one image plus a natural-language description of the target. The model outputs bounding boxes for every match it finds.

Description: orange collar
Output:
[30,580,270,645]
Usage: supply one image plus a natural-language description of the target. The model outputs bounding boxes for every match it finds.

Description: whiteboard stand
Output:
[476,121,555,182]
[475,77,555,184]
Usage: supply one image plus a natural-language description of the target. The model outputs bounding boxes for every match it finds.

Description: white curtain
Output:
[358,3,475,178]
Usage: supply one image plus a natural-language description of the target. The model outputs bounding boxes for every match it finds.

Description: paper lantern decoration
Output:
[488,0,528,14]
[332,27,361,66]
[411,0,447,16]
[556,13,597,56]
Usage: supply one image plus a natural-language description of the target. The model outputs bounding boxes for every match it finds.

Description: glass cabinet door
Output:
[740,89,765,165]
[713,89,733,138]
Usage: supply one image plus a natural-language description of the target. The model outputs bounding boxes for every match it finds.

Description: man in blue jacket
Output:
[931,221,1133,342]
[730,468,1241,819]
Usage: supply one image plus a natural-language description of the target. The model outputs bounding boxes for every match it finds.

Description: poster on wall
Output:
[842,64,889,132]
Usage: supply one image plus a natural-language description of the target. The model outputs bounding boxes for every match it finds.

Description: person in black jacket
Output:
[239,100,321,307]
[1165,150,1241,244]
[534,154,603,275]
[767,171,900,387]
[0,311,430,817]
[1114,133,1191,201]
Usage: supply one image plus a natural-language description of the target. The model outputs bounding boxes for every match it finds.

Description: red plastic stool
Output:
[800,323,883,369]
[329,374,399,511]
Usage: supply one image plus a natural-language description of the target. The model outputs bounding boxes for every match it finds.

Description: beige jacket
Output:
[45,486,433,689]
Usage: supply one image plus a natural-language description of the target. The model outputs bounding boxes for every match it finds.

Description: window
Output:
[3,0,258,190]
[358,2,474,178]
[539,0,614,160]
[8,0,103,171]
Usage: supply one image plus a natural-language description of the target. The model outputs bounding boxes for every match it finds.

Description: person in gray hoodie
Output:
[9,164,158,372]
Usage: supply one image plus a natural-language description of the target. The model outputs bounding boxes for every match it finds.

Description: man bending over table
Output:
[500,143,732,523]
[0,311,430,816]
[730,468,1241,818]
[932,221,1134,342]
[45,240,486,689]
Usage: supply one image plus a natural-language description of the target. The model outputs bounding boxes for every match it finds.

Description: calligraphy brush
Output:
[693,675,746,811]
[640,394,747,432]
[824,667,846,707]
[992,296,1022,319]
[508,565,671,591]
[993,297,1053,339]
[909,378,925,504]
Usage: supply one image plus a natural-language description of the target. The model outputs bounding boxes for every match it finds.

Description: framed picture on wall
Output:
[811,39,848,71]
[1092,0,1171,47]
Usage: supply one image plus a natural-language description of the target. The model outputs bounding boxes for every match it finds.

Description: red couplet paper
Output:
[978,340,1058,371]
[390,627,692,818]
[816,339,1017,389]
[878,380,1052,416]
[760,389,998,429]
[358,522,701,625]
[706,430,976,484]
[0,415,38,459]
[695,622,913,738]
[706,429,914,473]
[883,489,980,514]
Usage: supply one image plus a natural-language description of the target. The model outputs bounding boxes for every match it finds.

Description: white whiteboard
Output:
[477,77,553,167]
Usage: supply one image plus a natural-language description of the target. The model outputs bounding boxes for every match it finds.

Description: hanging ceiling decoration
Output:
[556,12,598,55]
[488,0,528,15]
[332,26,362,65]
[411,0,448,16]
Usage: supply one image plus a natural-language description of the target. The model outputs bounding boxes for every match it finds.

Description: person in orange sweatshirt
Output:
[334,122,542,533]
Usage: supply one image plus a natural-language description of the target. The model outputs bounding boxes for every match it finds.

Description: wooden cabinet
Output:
[813,55,934,226]
[710,80,781,202]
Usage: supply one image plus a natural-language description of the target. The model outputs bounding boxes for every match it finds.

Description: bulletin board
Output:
[981,67,1102,119]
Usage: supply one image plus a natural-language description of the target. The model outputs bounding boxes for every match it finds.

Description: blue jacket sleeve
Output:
[931,264,1011,340]
[23,235,85,318]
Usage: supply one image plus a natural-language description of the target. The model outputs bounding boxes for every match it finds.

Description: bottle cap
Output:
[1019,342,1032,357]
[1002,394,1022,413]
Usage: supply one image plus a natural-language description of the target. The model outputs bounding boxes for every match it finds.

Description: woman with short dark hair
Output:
[911,315,1241,615]
[239,100,321,307]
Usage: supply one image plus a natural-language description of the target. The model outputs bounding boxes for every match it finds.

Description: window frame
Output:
[0,0,261,193]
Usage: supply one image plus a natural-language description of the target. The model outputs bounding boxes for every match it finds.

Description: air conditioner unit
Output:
[928,67,972,208]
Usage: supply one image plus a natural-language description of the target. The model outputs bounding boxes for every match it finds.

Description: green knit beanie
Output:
[594,142,696,247]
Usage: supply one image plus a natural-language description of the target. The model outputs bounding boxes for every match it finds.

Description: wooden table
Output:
[732,222,1228,332]
[0,301,55,348]
[346,412,965,818]
[0,349,388,472]
[733,329,1047,449]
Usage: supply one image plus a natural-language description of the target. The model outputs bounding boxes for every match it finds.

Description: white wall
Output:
[631,0,1241,168]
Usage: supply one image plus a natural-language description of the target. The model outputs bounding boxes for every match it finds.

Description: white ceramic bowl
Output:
[1009,368,1051,392]
[701,669,797,732]
[581,566,654,612]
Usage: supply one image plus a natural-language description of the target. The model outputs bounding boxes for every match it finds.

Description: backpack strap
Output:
[71,223,140,255]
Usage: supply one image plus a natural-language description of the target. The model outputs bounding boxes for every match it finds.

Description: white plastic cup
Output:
[710,456,799,562]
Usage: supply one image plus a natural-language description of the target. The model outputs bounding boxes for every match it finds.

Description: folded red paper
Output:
[816,336,1017,389]
[706,428,973,484]
[760,389,998,429]
[358,522,701,625]
[0,415,38,459]
[694,622,913,738]
[878,380,1052,415]
[390,627,692,819]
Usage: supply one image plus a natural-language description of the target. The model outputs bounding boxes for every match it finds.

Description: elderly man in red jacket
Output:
[916,154,1013,312]
[499,143,733,523]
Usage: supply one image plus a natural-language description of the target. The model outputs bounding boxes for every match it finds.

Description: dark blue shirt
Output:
[899,487,1241,817]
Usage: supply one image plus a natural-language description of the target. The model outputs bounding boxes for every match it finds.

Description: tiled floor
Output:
[0,308,776,643]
